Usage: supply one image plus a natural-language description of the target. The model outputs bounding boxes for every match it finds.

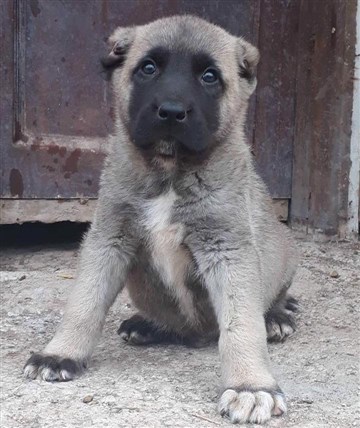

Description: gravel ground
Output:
[0,233,359,428]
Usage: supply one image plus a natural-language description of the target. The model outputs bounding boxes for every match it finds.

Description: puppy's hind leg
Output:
[121,266,218,348]
[265,294,299,343]
[118,314,184,345]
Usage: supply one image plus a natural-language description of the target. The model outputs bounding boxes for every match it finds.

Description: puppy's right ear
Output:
[236,38,259,95]
[101,26,136,70]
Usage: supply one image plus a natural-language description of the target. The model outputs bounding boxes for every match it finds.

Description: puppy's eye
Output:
[201,68,218,84]
[141,60,157,75]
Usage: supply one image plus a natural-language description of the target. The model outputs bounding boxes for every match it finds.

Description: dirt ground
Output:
[0,233,359,428]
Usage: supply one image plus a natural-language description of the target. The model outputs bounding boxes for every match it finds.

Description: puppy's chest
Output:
[141,189,189,286]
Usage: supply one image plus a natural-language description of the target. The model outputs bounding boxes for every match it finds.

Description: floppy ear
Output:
[101,26,136,70]
[236,38,259,91]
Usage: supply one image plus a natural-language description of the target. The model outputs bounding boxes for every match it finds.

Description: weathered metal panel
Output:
[2,0,109,199]
[1,0,261,201]
[253,0,300,198]
[291,0,357,236]
[2,0,357,235]
[0,0,14,197]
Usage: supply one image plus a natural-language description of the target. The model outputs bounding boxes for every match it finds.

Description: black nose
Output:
[158,101,187,122]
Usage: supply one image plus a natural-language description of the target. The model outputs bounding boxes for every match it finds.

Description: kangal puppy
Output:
[24,15,299,424]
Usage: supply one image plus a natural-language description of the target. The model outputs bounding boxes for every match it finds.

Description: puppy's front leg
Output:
[24,205,137,381]
[197,247,286,424]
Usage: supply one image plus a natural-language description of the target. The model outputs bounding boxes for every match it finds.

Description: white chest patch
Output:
[142,188,196,324]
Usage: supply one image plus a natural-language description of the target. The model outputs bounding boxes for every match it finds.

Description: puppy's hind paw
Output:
[266,296,298,343]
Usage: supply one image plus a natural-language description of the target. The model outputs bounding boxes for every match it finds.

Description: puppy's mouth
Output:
[155,140,176,158]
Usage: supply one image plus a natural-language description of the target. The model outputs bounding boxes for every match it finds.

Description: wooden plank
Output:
[291,0,357,237]
[0,199,97,224]
[0,198,288,224]
[253,0,300,198]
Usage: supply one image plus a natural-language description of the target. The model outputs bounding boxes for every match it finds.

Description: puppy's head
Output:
[103,16,259,161]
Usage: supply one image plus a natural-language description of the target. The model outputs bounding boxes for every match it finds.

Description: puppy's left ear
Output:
[101,26,136,70]
[236,38,260,93]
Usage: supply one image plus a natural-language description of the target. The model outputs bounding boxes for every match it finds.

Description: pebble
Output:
[330,271,340,278]
[82,395,94,404]
[298,399,314,404]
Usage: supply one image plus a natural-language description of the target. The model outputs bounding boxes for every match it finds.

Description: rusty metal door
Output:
[1,0,296,223]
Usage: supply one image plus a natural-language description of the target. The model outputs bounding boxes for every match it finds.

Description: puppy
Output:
[24,15,298,424]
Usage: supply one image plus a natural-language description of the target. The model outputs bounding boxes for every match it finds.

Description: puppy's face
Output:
[128,46,222,156]
[104,16,259,162]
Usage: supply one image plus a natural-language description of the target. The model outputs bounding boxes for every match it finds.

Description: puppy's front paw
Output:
[23,353,85,382]
[219,388,286,424]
